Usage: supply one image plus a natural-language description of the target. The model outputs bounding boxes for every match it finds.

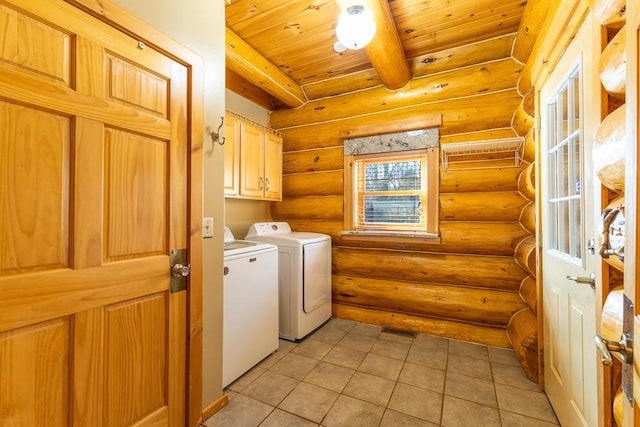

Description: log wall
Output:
[268,55,529,347]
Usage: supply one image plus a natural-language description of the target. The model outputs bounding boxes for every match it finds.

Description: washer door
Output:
[302,240,332,313]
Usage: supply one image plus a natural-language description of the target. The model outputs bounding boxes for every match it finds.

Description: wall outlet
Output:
[203,217,213,238]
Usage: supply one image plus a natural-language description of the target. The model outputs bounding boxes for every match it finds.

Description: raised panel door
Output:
[0,0,189,425]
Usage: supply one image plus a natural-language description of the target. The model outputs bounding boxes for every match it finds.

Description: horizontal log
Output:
[282,146,343,174]
[586,0,626,27]
[519,202,536,234]
[278,90,522,151]
[333,247,526,291]
[333,275,527,326]
[518,163,536,201]
[333,303,510,348]
[593,104,626,191]
[599,26,626,98]
[361,0,411,90]
[523,127,536,164]
[507,308,538,382]
[302,35,516,100]
[515,235,537,277]
[284,219,528,256]
[226,68,273,111]
[270,195,343,220]
[440,128,517,144]
[271,59,522,129]
[511,96,535,136]
[518,1,588,95]
[512,0,552,63]
[440,191,529,221]
[273,192,529,223]
[519,275,537,314]
[441,168,519,193]
[225,26,306,108]
[282,170,343,197]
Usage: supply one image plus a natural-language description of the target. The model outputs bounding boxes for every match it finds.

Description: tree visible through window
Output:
[345,148,439,235]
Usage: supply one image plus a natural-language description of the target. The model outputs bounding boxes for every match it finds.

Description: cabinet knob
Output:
[259,177,264,191]
[265,177,270,192]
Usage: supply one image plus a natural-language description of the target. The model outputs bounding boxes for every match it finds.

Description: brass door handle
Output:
[595,334,633,366]
[566,273,595,289]
[171,263,191,278]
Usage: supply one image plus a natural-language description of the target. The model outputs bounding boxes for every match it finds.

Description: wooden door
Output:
[224,114,241,196]
[0,0,189,425]
[540,14,600,427]
[264,133,282,201]
[240,123,265,198]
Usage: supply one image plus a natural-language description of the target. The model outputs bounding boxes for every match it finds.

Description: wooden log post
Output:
[507,308,539,382]
[599,26,626,99]
[593,104,626,192]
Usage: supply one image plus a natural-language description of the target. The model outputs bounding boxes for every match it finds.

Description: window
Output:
[344,148,439,239]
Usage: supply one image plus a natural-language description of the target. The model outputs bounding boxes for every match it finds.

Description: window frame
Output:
[343,147,440,242]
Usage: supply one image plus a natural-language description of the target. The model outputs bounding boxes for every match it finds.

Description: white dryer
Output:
[223,227,278,387]
[246,222,332,341]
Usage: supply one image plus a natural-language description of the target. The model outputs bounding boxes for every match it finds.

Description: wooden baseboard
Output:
[202,393,229,422]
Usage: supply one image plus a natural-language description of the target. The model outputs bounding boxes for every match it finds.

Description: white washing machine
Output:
[246,222,332,341]
[223,227,278,387]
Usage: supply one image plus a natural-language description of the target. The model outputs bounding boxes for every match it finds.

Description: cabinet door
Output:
[224,115,241,196]
[239,123,265,198]
[264,133,283,201]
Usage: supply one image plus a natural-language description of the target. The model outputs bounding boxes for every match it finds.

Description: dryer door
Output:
[303,239,332,313]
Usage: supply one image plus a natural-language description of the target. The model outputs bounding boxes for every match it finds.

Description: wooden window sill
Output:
[340,230,441,244]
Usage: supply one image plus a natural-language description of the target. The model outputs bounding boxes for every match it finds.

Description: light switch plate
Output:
[203,217,213,238]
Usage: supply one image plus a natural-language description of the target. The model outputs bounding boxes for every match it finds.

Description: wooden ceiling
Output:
[225,0,529,109]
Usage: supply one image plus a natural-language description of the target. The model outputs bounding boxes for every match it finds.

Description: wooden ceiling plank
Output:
[225,26,307,108]
[363,0,411,89]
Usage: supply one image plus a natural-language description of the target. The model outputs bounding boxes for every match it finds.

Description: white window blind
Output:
[353,152,428,231]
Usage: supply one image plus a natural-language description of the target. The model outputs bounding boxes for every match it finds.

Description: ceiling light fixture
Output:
[335,5,376,50]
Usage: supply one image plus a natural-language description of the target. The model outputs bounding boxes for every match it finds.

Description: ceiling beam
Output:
[225,26,307,108]
[363,0,411,90]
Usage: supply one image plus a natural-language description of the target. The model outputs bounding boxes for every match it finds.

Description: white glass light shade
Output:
[336,5,376,50]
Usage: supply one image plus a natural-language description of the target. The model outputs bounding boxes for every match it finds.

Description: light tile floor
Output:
[203,318,559,427]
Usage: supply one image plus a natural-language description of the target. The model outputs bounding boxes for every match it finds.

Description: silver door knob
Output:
[171,263,191,278]
[595,333,633,366]
[566,272,595,288]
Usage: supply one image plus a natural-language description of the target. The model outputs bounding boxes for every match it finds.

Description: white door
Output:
[540,15,599,427]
